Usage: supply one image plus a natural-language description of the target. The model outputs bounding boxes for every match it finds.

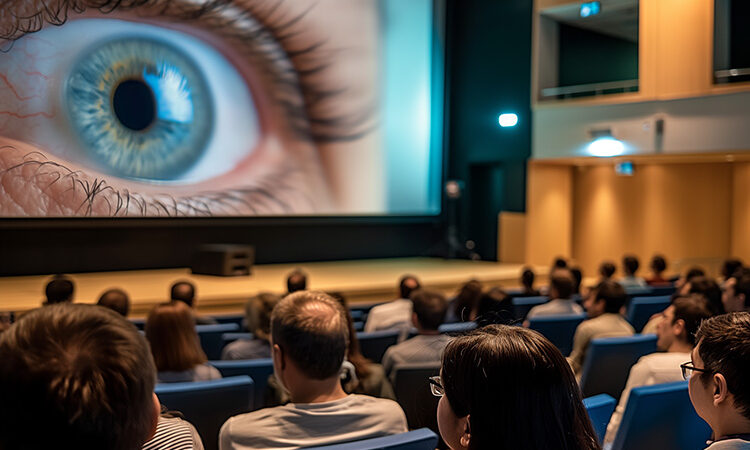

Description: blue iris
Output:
[65,38,213,181]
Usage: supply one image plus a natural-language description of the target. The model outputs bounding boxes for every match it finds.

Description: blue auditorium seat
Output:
[130,318,145,330]
[611,381,711,450]
[357,330,401,363]
[213,313,245,329]
[626,296,670,332]
[392,363,442,439]
[196,323,240,360]
[647,285,676,297]
[155,376,253,450]
[583,394,616,444]
[305,428,439,450]
[210,359,274,411]
[511,296,548,321]
[528,313,587,356]
[624,286,653,297]
[580,334,658,399]
[221,332,253,349]
[438,321,477,334]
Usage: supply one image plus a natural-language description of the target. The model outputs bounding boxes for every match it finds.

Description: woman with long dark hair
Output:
[433,325,600,450]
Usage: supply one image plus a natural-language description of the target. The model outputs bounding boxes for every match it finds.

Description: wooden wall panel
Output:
[731,163,750,261]
[499,212,527,263]
[526,163,573,267]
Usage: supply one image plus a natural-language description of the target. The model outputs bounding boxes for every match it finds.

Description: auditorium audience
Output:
[619,255,647,289]
[219,291,407,449]
[435,325,600,450]
[568,280,634,374]
[721,259,744,287]
[0,312,12,334]
[382,289,451,381]
[286,269,308,294]
[364,274,421,333]
[445,279,483,323]
[44,274,74,305]
[723,270,750,313]
[524,269,583,325]
[520,267,541,296]
[605,294,713,443]
[475,287,513,327]
[552,256,568,270]
[221,293,280,360]
[144,409,205,450]
[675,266,706,291]
[97,288,131,317]
[146,301,222,383]
[685,276,725,315]
[686,313,750,449]
[599,261,617,282]
[0,304,166,449]
[570,266,583,295]
[646,254,670,286]
[170,280,218,325]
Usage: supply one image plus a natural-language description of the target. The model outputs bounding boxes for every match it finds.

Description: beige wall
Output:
[732,163,750,260]
[498,212,527,263]
[525,163,573,266]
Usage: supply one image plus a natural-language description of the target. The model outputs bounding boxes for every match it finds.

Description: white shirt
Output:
[219,394,408,449]
[526,299,583,320]
[364,299,412,333]
[605,352,690,444]
[706,439,750,449]
[382,334,452,381]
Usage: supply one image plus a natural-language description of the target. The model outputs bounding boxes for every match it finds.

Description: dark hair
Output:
[170,281,195,307]
[97,288,130,317]
[475,288,513,327]
[552,257,568,269]
[411,289,448,331]
[550,272,574,300]
[399,275,421,299]
[328,292,372,382]
[44,275,74,304]
[245,293,280,342]
[454,279,483,322]
[521,268,535,289]
[570,267,583,295]
[695,313,750,421]
[286,269,307,293]
[651,255,667,274]
[730,272,750,309]
[441,325,600,450]
[685,267,706,282]
[594,281,628,314]
[599,261,616,279]
[0,304,156,450]
[622,255,640,276]
[688,276,724,315]
[722,259,744,280]
[146,302,207,372]
[271,291,349,379]
[671,295,712,346]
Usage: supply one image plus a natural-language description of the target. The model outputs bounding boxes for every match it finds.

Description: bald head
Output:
[399,275,421,299]
[170,281,195,307]
[271,291,349,379]
[97,289,130,317]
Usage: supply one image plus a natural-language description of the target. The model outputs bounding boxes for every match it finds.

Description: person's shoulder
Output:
[706,439,750,449]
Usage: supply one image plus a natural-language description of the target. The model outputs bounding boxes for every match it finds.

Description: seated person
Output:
[222,293,280,360]
[146,302,222,383]
[364,274,421,333]
[570,267,583,296]
[723,270,750,313]
[524,269,583,325]
[445,279,483,323]
[686,312,750,449]
[44,274,74,305]
[474,287,514,327]
[675,266,706,291]
[646,254,670,286]
[721,259,744,288]
[144,409,205,450]
[519,268,541,297]
[619,255,647,289]
[435,324,600,449]
[685,276,725,315]
[568,281,634,375]
[599,261,616,282]
[0,303,204,449]
[97,288,131,317]
[605,294,713,443]
[0,311,12,334]
[220,291,407,449]
[382,289,451,381]
[286,269,307,294]
[170,280,218,325]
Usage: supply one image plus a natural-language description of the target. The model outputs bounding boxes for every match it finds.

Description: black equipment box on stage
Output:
[191,244,254,277]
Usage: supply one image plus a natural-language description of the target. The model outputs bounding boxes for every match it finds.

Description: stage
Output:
[0,258,548,318]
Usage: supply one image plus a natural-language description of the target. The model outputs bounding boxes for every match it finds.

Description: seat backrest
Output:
[210,359,274,411]
[196,323,241,360]
[511,296,548,321]
[304,428,439,450]
[580,334,658,399]
[647,285,676,297]
[213,314,245,329]
[392,363,441,437]
[528,313,587,356]
[438,321,477,334]
[626,296,670,332]
[611,381,711,450]
[356,330,401,363]
[221,332,254,348]
[583,394,616,444]
[155,376,253,450]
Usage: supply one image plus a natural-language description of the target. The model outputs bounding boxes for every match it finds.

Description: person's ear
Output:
[458,415,471,450]
[713,373,729,406]
[673,318,686,339]
[272,344,285,371]
[145,393,161,443]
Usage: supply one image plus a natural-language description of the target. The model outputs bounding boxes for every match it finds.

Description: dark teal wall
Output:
[445,0,533,260]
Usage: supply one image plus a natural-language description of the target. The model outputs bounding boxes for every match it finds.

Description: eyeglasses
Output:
[429,376,444,397]
[680,362,710,380]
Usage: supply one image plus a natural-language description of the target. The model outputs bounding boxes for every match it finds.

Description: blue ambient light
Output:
[580,1,601,18]
[498,113,519,128]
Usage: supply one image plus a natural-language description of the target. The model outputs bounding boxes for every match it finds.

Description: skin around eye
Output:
[0,0,382,216]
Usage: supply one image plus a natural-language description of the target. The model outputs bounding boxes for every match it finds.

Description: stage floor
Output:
[0,257,548,317]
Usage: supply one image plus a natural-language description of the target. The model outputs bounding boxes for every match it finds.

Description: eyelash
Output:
[0,0,372,144]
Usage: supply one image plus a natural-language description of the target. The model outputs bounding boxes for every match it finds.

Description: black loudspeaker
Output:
[191,244,254,277]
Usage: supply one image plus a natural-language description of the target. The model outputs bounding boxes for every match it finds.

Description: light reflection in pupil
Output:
[112,79,156,132]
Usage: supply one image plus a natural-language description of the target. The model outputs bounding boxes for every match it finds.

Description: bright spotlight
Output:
[498,113,519,128]
[587,137,625,157]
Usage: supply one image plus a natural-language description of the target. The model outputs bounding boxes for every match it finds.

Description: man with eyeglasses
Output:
[683,312,750,449]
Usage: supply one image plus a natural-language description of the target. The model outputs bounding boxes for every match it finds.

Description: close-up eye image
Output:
[0,0,441,217]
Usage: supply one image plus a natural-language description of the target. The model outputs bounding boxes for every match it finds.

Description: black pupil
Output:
[112,79,156,131]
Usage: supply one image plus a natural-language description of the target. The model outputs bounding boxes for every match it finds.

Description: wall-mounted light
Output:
[498,113,519,128]
[587,128,625,157]
[580,1,601,18]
